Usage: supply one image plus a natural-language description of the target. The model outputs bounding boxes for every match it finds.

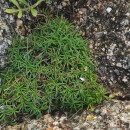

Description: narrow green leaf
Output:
[35,0,44,6]
[18,10,22,18]
[30,8,38,17]
[5,9,19,13]
[18,0,28,6]
[11,0,20,8]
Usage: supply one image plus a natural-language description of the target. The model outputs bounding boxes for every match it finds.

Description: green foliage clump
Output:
[0,18,106,124]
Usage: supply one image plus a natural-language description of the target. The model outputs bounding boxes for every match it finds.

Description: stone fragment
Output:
[106,7,112,13]
[43,114,54,124]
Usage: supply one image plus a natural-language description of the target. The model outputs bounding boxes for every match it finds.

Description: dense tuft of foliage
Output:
[0,18,106,124]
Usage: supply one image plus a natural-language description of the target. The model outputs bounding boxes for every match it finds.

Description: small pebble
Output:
[106,7,112,13]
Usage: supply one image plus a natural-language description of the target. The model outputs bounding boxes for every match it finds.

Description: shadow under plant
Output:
[0,18,106,124]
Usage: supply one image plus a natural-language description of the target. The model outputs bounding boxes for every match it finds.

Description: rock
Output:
[43,114,54,124]
[59,116,67,123]
[86,115,95,121]
[106,7,112,13]
[122,76,128,82]
[125,104,130,111]
[120,19,129,26]
[116,63,122,67]
[53,126,62,130]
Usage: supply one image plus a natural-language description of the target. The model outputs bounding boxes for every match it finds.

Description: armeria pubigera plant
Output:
[0,17,106,124]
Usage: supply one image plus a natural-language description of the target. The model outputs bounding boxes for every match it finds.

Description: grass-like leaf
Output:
[18,0,28,6]
[5,9,19,13]
[31,8,38,17]
[11,0,20,8]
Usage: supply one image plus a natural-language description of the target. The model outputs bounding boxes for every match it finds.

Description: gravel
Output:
[0,0,130,129]
[2,100,130,130]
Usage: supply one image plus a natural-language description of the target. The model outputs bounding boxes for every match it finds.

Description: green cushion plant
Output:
[0,17,106,124]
